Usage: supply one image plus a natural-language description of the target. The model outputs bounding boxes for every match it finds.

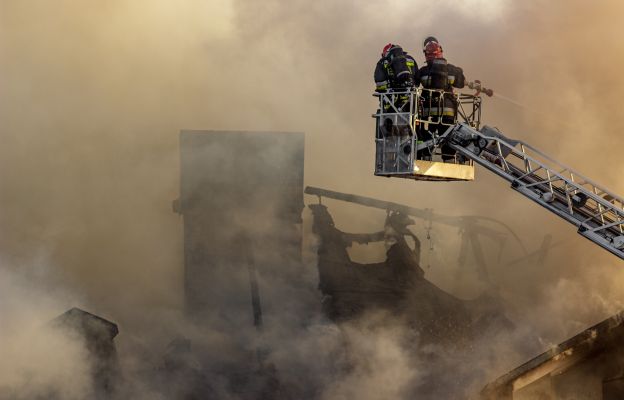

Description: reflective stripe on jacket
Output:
[422,107,456,117]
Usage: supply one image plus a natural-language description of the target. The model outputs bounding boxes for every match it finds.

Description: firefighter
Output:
[374,43,418,109]
[417,37,465,161]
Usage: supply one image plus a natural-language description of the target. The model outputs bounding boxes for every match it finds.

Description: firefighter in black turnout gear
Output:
[374,43,418,111]
[417,37,466,161]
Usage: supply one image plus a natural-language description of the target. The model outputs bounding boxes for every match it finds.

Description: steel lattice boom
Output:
[444,123,624,260]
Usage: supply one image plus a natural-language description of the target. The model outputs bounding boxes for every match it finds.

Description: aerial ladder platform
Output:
[373,87,624,260]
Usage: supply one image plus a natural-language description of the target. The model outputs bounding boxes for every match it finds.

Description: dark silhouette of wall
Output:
[177,130,304,328]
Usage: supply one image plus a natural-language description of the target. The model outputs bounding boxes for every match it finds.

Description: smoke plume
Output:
[2,0,624,398]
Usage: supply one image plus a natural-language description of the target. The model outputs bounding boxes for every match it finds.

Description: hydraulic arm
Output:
[442,123,624,260]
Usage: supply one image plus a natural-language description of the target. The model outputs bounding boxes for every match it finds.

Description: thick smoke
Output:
[2,0,624,398]
[0,267,93,399]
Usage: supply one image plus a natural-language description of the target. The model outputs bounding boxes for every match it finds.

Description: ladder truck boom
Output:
[372,88,624,260]
[443,123,624,260]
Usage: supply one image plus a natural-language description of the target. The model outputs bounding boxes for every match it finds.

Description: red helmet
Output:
[424,41,443,62]
[423,36,439,48]
[381,43,395,58]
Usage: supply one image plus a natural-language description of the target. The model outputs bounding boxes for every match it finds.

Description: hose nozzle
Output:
[467,80,493,97]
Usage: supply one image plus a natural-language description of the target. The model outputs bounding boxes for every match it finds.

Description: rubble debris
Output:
[155,337,217,400]
[155,336,285,400]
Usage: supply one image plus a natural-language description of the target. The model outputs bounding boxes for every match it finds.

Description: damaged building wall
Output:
[173,130,304,399]
[50,308,120,399]
[481,312,624,400]
[177,130,304,325]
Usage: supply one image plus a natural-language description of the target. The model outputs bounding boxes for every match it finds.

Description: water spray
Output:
[468,80,527,108]
[492,92,526,109]
[469,80,577,129]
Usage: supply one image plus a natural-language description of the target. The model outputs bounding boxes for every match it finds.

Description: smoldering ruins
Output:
[3,1,624,400]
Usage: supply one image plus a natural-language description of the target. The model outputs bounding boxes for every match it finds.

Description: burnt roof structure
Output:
[309,198,522,397]
[309,201,514,344]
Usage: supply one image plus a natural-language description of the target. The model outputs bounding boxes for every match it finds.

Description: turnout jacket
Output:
[374,46,418,92]
[418,58,465,117]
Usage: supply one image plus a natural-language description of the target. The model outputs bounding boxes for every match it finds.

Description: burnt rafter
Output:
[305,186,529,261]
